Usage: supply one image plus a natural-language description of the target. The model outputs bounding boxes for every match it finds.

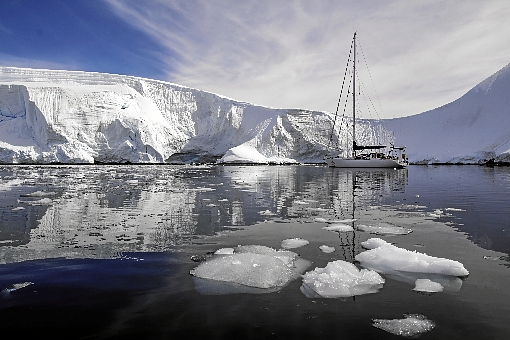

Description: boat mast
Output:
[352,32,356,158]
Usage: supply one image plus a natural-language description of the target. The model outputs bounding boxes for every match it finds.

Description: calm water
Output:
[0,165,508,339]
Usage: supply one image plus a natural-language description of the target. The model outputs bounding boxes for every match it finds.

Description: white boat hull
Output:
[331,158,405,168]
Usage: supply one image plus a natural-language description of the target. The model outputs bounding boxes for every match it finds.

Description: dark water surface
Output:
[0,165,508,339]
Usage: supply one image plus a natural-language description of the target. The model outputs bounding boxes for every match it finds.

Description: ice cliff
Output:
[0,64,508,165]
[0,67,393,164]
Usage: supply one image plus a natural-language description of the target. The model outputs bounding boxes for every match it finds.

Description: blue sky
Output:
[1,0,509,118]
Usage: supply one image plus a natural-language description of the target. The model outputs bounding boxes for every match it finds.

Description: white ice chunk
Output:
[445,207,465,211]
[372,314,435,337]
[2,281,34,294]
[361,238,390,249]
[25,191,55,197]
[214,248,235,255]
[235,245,298,265]
[314,217,328,223]
[357,222,412,235]
[27,198,53,205]
[191,253,293,288]
[319,245,335,253]
[191,245,309,292]
[301,260,384,298]
[356,238,469,276]
[323,223,354,232]
[281,238,309,249]
[413,279,444,293]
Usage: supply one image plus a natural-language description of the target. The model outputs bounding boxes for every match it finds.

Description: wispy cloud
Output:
[106,0,510,118]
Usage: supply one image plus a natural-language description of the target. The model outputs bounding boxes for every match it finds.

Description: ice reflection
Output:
[0,165,408,263]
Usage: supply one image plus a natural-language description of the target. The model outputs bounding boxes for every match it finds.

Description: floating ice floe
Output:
[26,198,53,205]
[301,260,384,298]
[307,207,329,212]
[2,282,34,294]
[356,238,469,277]
[372,314,435,337]
[327,219,356,224]
[413,279,444,293]
[428,209,443,218]
[323,223,354,232]
[357,222,412,235]
[319,245,335,253]
[214,248,235,255]
[191,245,311,294]
[314,217,328,223]
[259,210,276,216]
[445,207,466,212]
[281,238,309,249]
[24,191,55,197]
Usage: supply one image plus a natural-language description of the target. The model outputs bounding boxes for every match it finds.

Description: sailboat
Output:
[326,33,408,168]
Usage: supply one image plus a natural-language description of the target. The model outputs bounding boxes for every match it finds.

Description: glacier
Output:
[0,64,509,164]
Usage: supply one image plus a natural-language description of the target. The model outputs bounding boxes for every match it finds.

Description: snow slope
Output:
[384,63,510,164]
[0,67,393,164]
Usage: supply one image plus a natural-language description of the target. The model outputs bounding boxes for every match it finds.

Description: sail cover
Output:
[353,141,386,150]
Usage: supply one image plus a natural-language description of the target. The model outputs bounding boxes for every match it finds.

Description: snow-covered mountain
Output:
[0,67,392,164]
[0,64,508,165]
[384,63,510,164]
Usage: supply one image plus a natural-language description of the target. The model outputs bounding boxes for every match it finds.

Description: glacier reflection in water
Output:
[0,165,406,263]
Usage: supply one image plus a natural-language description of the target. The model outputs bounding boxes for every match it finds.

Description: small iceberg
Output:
[27,198,53,205]
[357,222,412,235]
[191,245,310,294]
[281,238,309,249]
[319,245,335,253]
[372,314,435,337]
[301,260,384,298]
[23,191,56,197]
[2,282,34,295]
[356,238,469,277]
[445,207,466,212]
[323,223,354,232]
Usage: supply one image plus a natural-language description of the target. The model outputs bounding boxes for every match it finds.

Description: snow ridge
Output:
[384,63,510,164]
